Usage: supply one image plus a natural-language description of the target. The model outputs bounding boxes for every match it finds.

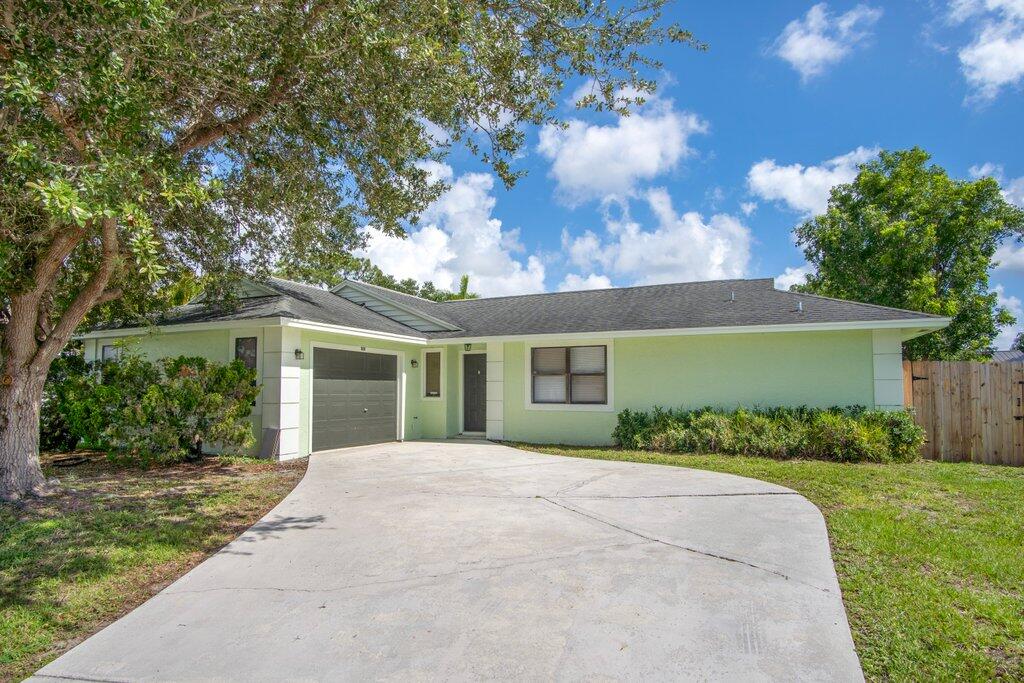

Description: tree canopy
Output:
[0,0,698,498]
[793,148,1024,360]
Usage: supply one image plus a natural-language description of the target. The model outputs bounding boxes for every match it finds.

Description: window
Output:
[423,350,441,398]
[101,344,121,362]
[234,336,257,370]
[531,345,607,405]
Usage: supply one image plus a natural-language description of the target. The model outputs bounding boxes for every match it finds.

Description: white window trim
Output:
[228,329,263,415]
[307,341,406,454]
[421,347,445,402]
[458,348,487,434]
[524,339,615,412]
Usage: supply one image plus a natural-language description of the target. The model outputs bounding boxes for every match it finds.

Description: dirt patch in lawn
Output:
[0,452,307,681]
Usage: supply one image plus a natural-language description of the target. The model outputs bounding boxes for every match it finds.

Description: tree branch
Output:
[35,218,120,367]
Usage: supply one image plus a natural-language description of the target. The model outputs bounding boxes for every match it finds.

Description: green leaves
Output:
[794,148,1024,360]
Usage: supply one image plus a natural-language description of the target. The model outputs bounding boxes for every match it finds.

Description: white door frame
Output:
[308,341,406,454]
[458,350,487,435]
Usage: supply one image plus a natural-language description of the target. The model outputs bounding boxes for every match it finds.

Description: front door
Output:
[463,353,487,432]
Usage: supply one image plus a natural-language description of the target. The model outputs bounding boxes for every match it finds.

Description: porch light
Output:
[464,343,472,351]
[410,359,419,368]
[294,348,304,360]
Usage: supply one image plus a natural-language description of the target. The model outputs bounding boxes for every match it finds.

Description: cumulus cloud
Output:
[558,273,613,292]
[559,189,752,286]
[740,201,758,216]
[773,3,883,80]
[747,146,878,216]
[775,264,815,290]
[968,161,1024,206]
[994,283,1024,348]
[950,0,1024,100]
[537,99,708,204]
[360,163,545,297]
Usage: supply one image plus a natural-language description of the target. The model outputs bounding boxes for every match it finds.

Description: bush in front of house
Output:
[613,406,924,463]
[41,350,259,463]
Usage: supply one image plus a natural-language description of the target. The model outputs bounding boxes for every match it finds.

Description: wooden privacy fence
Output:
[903,360,1024,466]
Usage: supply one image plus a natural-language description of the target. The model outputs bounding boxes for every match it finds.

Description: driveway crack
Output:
[538,496,831,594]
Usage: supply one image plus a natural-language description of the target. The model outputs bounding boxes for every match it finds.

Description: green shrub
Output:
[40,350,259,463]
[613,405,924,463]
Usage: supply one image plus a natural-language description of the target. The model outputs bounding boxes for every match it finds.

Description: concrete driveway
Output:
[35,441,862,682]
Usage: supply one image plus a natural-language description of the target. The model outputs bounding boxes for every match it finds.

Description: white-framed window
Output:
[531,345,608,405]
[101,344,121,362]
[422,349,443,400]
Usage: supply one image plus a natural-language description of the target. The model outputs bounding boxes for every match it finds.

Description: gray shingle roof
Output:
[426,278,943,338]
[120,276,944,339]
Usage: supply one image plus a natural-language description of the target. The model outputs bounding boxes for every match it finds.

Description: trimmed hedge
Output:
[612,406,924,463]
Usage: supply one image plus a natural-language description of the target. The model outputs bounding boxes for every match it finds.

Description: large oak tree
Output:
[0,0,698,499]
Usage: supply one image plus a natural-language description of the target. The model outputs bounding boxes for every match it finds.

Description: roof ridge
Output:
[438,277,775,304]
[780,288,944,319]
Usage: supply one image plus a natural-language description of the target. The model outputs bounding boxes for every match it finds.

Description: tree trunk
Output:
[0,366,50,501]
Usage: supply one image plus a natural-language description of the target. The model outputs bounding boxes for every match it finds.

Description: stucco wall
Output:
[501,330,876,446]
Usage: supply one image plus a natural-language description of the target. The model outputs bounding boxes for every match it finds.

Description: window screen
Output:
[234,337,257,370]
[424,351,441,397]
[531,345,606,404]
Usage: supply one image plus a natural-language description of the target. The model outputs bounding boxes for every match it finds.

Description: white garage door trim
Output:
[308,341,406,453]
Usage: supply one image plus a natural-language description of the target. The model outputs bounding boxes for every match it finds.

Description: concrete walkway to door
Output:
[34,441,863,682]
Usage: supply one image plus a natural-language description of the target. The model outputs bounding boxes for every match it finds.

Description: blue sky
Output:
[359,1,1024,346]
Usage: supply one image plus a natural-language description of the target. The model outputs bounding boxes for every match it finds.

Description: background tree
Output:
[275,254,478,301]
[793,148,1024,360]
[0,0,698,499]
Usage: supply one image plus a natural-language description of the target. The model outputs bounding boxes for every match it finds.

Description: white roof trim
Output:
[77,315,949,346]
[76,317,429,345]
[331,279,461,331]
[444,317,951,344]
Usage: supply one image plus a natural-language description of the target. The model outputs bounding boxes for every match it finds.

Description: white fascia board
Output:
[442,317,952,345]
[332,280,461,332]
[75,317,288,340]
[76,316,429,345]
[281,318,427,344]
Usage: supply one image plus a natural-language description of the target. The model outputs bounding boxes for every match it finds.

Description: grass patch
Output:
[0,452,306,681]
[516,444,1024,682]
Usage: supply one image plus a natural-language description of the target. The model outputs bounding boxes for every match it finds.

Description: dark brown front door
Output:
[463,353,487,432]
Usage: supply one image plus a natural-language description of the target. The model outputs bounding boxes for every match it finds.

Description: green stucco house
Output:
[79,277,949,459]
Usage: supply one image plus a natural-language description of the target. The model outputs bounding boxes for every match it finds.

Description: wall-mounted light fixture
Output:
[294,348,304,360]
[410,359,419,368]
[464,343,472,351]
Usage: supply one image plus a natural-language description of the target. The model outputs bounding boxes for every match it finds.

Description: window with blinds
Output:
[531,345,607,404]
[424,351,441,397]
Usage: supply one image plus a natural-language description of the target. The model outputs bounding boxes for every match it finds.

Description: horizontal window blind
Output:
[531,345,607,405]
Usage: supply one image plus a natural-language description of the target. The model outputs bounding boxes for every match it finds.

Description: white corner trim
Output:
[307,341,407,455]
[523,338,616,413]
[420,347,445,402]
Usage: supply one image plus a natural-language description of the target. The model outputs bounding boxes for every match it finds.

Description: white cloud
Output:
[995,242,1024,271]
[747,146,878,216]
[740,201,758,216]
[360,163,546,297]
[775,264,815,290]
[773,3,883,80]
[537,99,708,204]
[994,283,1023,348]
[950,0,1024,100]
[968,161,1024,206]
[558,273,613,292]
[559,189,752,286]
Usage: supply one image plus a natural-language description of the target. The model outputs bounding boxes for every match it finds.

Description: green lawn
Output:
[517,444,1024,682]
[0,453,306,682]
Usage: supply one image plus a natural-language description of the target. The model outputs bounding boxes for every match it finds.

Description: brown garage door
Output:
[312,348,398,451]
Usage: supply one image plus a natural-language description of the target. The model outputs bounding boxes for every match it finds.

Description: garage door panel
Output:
[312,348,398,452]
